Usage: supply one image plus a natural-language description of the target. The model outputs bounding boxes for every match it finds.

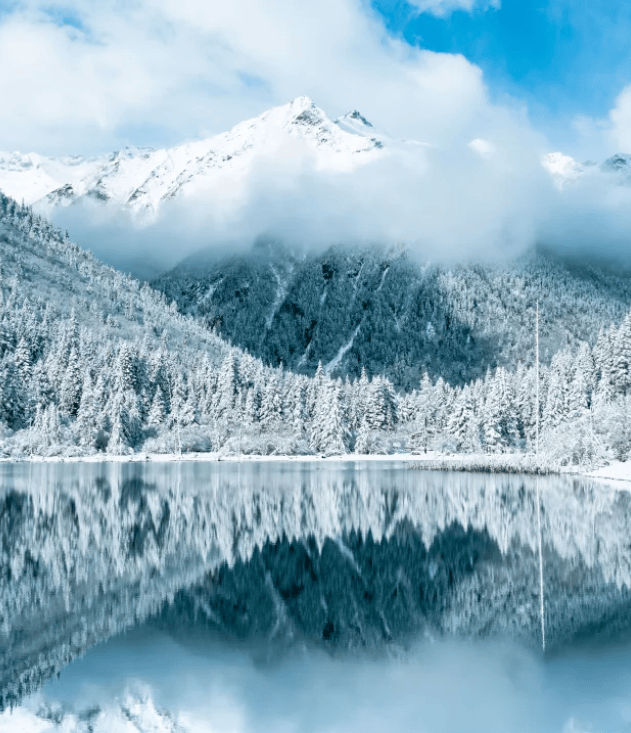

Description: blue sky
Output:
[372,0,631,155]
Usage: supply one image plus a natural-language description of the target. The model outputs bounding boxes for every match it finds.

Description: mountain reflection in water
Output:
[1,461,631,731]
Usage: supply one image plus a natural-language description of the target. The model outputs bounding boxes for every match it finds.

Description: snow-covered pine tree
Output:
[59,348,83,417]
[306,361,325,421]
[75,371,100,448]
[543,355,567,433]
[354,414,371,454]
[13,337,32,381]
[612,310,631,394]
[148,385,166,427]
[0,357,25,429]
[215,350,238,419]
[259,369,283,428]
[482,371,503,453]
[310,378,346,456]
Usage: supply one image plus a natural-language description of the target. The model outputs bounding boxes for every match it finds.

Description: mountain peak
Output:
[341,110,373,128]
[601,153,631,173]
[285,96,327,129]
[541,152,585,187]
[287,95,317,112]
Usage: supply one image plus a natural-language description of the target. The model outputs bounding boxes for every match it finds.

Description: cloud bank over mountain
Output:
[1,96,549,275]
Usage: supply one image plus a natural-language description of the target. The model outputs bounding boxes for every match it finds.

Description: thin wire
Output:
[536,300,539,458]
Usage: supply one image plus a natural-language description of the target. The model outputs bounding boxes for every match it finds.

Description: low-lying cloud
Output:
[46,121,631,280]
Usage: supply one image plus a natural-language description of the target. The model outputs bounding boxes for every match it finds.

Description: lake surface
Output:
[1,461,631,732]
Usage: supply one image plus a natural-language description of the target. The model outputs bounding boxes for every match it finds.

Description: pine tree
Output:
[310,379,346,456]
[612,310,631,394]
[107,406,127,455]
[482,372,504,452]
[260,370,283,428]
[0,358,25,429]
[215,351,238,418]
[45,403,61,447]
[243,387,260,425]
[59,348,82,417]
[148,386,166,427]
[543,360,566,432]
[355,414,371,454]
[75,371,100,448]
[13,337,31,381]
[307,361,325,420]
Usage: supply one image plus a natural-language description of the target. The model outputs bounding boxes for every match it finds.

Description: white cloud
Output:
[608,84,631,153]
[0,0,511,155]
[407,0,501,18]
[563,84,631,160]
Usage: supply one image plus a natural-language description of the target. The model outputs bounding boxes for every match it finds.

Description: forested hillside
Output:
[1,192,631,466]
[153,242,631,388]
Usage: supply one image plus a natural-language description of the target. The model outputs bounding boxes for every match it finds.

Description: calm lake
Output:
[1,460,631,732]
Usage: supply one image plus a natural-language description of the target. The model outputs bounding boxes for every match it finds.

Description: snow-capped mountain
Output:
[3,95,631,224]
[541,152,588,187]
[541,150,631,188]
[0,690,184,733]
[0,97,388,218]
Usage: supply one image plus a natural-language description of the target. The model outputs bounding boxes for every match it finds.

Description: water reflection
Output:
[0,461,630,714]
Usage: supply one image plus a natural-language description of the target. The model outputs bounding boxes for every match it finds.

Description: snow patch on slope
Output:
[324,325,361,375]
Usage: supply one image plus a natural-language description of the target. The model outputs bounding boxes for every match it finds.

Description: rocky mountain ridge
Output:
[0,97,388,218]
[153,242,631,387]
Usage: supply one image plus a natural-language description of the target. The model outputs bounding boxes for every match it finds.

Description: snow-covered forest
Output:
[0,191,629,465]
[154,240,631,389]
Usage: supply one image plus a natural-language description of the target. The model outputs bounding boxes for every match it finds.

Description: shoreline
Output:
[2,450,630,487]
[0,451,437,464]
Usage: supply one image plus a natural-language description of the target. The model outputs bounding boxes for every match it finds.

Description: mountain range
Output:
[0,96,628,219]
[153,242,631,387]
[0,97,389,217]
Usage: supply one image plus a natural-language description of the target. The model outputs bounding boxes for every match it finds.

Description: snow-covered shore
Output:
[582,461,631,484]
[0,450,438,464]
[3,450,631,490]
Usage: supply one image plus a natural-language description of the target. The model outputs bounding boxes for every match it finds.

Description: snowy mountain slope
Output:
[4,190,631,467]
[0,691,185,733]
[541,151,631,188]
[0,98,387,217]
[0,193,227,361]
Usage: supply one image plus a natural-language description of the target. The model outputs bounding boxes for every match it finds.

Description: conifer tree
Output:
[75,372,99,448]
[215,351,238,418]
[13,337,31,381]
[355,414,371,454]
[311,378,346,456]
[148,386,166,427]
